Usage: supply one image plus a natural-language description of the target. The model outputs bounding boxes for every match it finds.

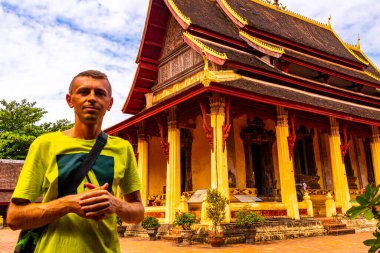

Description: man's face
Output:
[66,76,113,125]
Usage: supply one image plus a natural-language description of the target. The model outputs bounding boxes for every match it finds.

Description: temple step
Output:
[317,217,356,236]
[328,228,356,236]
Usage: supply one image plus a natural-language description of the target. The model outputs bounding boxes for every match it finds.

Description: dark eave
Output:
[199,40,380,107]
[209,78,380,126]
[282,49,380,88]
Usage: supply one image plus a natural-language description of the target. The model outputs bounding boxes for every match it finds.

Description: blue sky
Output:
[1,0,379,129]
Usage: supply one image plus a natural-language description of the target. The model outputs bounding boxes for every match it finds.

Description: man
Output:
[7,70,144,252]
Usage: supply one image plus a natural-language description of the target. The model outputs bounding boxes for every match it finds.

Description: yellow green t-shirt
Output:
[12,132,141,253]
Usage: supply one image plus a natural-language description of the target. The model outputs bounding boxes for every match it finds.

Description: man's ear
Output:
[107,97,114,111]
[66,94,74,108]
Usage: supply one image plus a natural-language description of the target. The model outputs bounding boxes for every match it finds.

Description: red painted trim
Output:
[138,57,160,65]
[216,0,246,28]
[226,62,380,107]
[245,27,365,69]
[183,34,226,65]
[207,84,380,127]
[282,55,380,89]
[136,0,154,62]
[122,65,142,113]
[145,40,163,48]
[107,85,207,135]
[189,26,249,50]
[163,0,190,29]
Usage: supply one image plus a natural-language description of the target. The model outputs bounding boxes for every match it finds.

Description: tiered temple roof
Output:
[108,0,380,134]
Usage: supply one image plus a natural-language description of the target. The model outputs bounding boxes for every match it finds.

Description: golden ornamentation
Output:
[152,68,241,102]
[330,29,369,65]
[183,32,228,60]
[168,0,191,26]
[239,30,285,54]
[365,71,380,82]
[263,0,286,10]
[219,0,248,26]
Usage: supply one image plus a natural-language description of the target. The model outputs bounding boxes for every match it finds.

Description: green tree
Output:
[0,99,73,159]
[347,184,380,253]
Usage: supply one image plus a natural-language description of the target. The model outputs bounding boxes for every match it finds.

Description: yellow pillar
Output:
[275,106,300,220]
[371,126,380,185]
[328,117,351,213]
[165,107,181,223]
[209,94,230,222]
[137,123,149,207]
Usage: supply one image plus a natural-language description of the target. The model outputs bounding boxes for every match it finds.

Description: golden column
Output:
[371,126,380,185]
[209,94,230,222]
[137,122,149,207]
[165,107,181,223]
[328,117,351,213]
[275,106,299,220]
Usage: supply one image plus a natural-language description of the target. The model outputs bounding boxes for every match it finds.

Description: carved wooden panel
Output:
[161,16,184,59]
[158,49,201,84]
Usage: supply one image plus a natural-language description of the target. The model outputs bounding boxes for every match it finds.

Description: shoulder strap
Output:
[61,131,108,196]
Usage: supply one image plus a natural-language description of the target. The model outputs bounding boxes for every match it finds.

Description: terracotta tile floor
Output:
[0,227,371,253]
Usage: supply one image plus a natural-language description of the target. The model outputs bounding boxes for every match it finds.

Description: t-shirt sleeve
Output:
[12,137,46,203]
[119,142,141,196]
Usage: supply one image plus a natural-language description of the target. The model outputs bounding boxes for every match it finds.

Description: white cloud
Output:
[0,0,379,129]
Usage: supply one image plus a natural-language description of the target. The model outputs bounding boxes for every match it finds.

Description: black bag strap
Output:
[61,131,108,196]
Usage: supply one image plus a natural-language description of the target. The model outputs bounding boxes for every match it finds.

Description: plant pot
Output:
[146,228,158,240]
[180,229,194,245]
[244,228,256,244]
[117,226,126,237]
[208,235,225,247]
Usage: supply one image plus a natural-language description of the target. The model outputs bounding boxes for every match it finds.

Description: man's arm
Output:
[7,195,86,230]
[6,184,109,230]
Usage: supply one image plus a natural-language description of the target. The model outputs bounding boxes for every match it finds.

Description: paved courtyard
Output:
[0,227,372,253]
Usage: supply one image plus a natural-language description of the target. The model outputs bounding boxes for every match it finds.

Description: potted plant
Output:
[173,212,197,244]
[206,189,229,247]
[141,216,160,240]
[235,206,265,244]
[116,216,126,237]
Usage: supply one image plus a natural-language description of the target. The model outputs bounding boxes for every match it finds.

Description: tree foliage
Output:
[206,189,229,233]
[0,99,73,159]
[347,184,380,253]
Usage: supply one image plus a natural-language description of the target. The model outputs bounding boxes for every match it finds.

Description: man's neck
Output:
[63,125,102,140]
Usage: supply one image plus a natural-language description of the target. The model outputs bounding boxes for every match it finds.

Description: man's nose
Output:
[88,90,96,102]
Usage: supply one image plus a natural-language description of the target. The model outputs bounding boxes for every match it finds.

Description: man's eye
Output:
[96,92,106,96]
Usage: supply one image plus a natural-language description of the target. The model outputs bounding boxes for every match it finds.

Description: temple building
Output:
[106,0,380,224]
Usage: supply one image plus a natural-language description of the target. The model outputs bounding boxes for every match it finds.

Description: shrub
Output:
[235,206,265,228]
[173,212,197,230]
[141,216,160,229]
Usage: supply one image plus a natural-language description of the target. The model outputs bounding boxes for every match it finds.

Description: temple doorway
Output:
[241,117,276,198]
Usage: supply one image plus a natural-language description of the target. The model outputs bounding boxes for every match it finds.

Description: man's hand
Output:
[79,183,121,221]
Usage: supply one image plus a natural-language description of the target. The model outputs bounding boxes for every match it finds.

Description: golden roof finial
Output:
[356,34,361,49]
[327,15,332,28]
[274,0,279,6]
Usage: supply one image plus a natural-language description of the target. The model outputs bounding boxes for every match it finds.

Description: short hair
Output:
[69,70,112,95]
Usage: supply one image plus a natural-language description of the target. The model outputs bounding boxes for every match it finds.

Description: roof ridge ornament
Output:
[239,30,285,56]
[327,15,332,28]
[329,28,369,66]
[166,0,191,28]
[217,0,248,27]
[356,34,361,49]
[183,31,228,61]
[264,0,286,10]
